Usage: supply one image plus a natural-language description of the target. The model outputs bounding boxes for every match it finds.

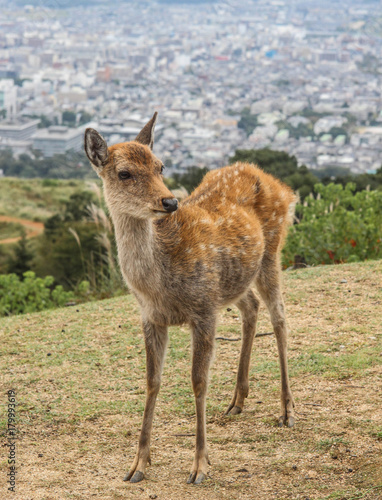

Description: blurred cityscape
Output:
[0,0,382,175]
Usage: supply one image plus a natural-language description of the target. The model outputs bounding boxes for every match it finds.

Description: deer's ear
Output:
[84,128,109,174]
[135,112,158,149]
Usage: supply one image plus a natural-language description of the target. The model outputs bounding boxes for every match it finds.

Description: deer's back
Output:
[182,162,296,255]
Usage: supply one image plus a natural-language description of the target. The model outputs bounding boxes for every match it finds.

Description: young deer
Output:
[84,113,296,485]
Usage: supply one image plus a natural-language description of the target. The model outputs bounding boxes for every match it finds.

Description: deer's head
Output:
[84,112,178,219]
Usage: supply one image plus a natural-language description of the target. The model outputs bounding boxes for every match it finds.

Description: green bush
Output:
[0,271,76,317]
[283,183,382,267]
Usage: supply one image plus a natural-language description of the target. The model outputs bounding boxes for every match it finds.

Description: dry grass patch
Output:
[1,260,381,499]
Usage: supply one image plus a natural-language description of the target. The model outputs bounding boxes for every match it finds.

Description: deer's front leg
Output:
[124,321,168,483]
[187,317,215,485]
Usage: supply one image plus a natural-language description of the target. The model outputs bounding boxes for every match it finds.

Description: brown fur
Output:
[84,115,297,485]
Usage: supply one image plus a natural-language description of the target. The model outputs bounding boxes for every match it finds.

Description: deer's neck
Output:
[112,214,160,294]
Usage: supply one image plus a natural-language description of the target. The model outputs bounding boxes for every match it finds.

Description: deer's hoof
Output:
[227,405,242,416]
[123,470,144,483]
[187,471,206,484]
[130,470,145,483]
[278,415,295,428]
[194,472,207,485]
[287,416,295,428]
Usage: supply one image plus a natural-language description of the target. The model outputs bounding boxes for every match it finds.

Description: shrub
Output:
[283,183,382,267]
[0,271,77,317]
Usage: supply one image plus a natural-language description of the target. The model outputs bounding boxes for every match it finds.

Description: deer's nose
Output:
[162,198,178,213]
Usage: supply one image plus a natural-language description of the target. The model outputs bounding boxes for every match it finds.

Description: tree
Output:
[328,127,348,139]
[38,115,52,128]
[172,166,209,192]
[230,148,299,179]
[238,107,258,136]
[0,149,97,179]
[6,233,34,277]
[79,111,93,125]
[63,192,95,222]
[317,165,382,193]
[62,111,76,126]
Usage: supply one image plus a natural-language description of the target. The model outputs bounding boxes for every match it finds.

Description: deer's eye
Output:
[160,164,165,174]
[118,170,131,180]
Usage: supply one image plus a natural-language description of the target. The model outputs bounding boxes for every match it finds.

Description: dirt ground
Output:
[1,261,381,499]
[0,216,44,245]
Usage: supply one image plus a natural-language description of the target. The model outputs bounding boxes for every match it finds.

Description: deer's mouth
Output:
[152,209,171,217]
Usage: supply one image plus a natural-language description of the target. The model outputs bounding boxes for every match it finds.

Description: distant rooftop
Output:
[0,118,40,131]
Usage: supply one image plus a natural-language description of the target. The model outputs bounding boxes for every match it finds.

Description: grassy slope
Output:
[0,178,100,222]
[0,261,381,499]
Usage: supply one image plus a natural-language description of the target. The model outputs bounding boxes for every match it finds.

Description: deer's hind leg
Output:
[225,289,260,416]
[187,315,216,485]
[255,256,295,428]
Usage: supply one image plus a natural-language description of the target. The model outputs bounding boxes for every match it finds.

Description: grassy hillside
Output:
[1,261,381,499]
[0,178,100,222]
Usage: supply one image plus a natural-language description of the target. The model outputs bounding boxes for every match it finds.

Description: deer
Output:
[84,112,296,485]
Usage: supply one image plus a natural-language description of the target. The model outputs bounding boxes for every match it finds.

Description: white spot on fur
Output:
[279,216,284,224]
[200,244,206,251]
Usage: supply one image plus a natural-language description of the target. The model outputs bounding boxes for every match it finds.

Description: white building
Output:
[0,79,17,118]
[0,118,40,141]
[32,125,88,157]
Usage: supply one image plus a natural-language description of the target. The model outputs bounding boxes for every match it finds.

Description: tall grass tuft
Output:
[68,201,124,298]
[86,202,123,297]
